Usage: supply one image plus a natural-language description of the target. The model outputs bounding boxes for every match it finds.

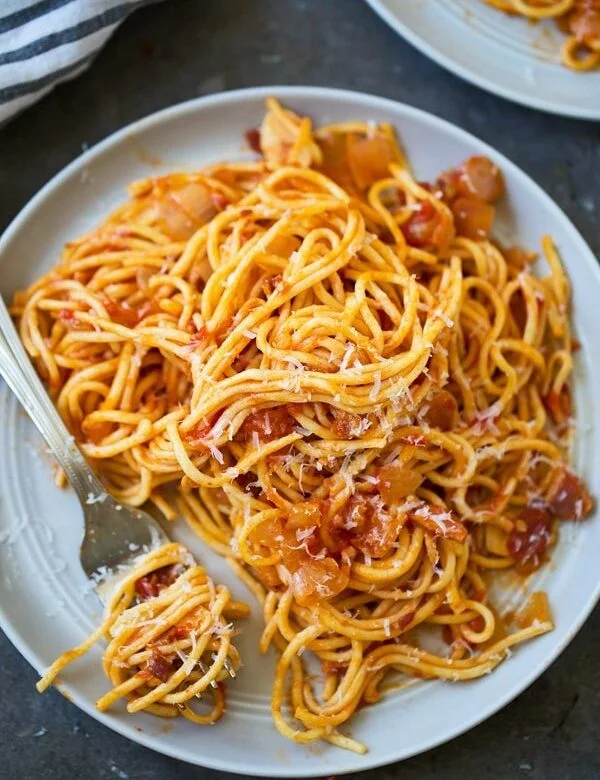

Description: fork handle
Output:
[0,315,105,504]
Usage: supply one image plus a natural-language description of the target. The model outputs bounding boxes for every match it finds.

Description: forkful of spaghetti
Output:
[37,544,249,725]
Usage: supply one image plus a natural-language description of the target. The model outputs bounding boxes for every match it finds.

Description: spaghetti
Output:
[482,0,600,70]
[15,97,592,752]
[37,543,248,725]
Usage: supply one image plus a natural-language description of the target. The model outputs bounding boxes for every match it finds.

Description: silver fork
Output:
[0,295,235,680]
[0,295,169,599]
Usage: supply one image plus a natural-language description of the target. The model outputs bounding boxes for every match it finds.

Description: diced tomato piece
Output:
[143,650,172,682]
[422,390,458,431]
[507,506,552,574]
[345,132,396,190]
[322,494,401,559]
[318,132,355,192]
[254,564,282,590]
[546,467,593,520]
[154,183,217,240]
[239,407,296,443]
[402,200,438,248]
[340,495,370,535]
[289,556,347,606]
[331,409,363,438]
[451,197,495,240]
[409,503,468,542]
[103,298,139,328]
[354,509,400,559]
[319,495,368,553]
[250,517,284,549]
[154,197,196,240]
[135,565,181,601]
[134,576,158,600]
[288,500,323,529]
[403,199,454,250]
[164,621,196,641]
[101,296,160,328]
[456,156,504,203]
[171,183,218,224]
[183,415,220,446]
[378,464,423,504]
[245,128,262,153]
[436,169,462,202]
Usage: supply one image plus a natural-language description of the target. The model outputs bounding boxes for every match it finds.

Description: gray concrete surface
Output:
[1,1,599,778]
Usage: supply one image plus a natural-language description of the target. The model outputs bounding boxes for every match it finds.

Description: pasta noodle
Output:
[17,98,593,752]
[37,543,248,725]
[482,0,600,71]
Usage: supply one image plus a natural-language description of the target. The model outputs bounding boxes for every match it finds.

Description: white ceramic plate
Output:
[0,86,599,777]
[366,0,600,120]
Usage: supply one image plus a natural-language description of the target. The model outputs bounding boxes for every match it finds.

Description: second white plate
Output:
[366,0,600,120]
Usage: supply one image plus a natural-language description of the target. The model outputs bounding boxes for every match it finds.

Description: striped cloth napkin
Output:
[1,0,156,125]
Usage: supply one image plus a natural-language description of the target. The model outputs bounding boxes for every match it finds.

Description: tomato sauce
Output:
[239,407,296,443]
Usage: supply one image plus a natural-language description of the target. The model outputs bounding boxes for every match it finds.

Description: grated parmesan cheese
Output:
[85,492,107,505]
[472,401,503,435]
[369,372,382,402]
[339,343,355,371]
[207,443,224,464]
[263,415,272,436]
[413,503,455,533]
[210,621,233,637]
[433,308,454,328]
[295,526,316,542]
[283,356,305,371]
[359,474,379,485]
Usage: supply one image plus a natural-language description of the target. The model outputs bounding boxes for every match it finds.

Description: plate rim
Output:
[364,0,600,121]
[1,84,600,776]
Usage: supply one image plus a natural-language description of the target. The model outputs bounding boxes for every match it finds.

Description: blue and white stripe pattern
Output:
[0,0,154,124]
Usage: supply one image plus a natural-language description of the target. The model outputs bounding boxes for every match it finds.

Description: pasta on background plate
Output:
[483,0,600,71]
